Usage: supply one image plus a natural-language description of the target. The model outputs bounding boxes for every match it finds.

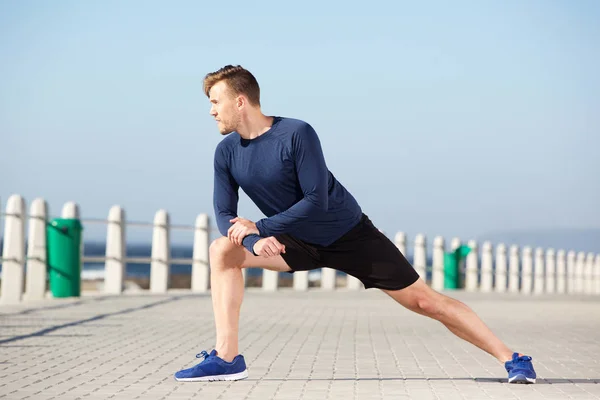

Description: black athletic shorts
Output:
[276,213,420,290]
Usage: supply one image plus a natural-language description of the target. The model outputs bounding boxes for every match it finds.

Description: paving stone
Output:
[1,290,600,399]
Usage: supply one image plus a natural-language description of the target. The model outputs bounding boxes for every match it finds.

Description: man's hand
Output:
[228,217,260,246]
[253,237,286,257]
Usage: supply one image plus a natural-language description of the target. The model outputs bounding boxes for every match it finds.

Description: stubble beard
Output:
[218,121,234,136]
[218,115,240,136]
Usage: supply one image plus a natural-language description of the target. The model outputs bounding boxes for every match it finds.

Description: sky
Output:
[1,0,599,247]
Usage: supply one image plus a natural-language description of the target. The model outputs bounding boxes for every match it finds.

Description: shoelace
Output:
[196,350,211,360]
[512,355,532,368]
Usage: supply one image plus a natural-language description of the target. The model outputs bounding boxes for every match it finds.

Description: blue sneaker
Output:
[174,350,248,382]
[505,352,536,384]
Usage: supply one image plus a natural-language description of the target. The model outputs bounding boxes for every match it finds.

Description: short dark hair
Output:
[203,65,261,106]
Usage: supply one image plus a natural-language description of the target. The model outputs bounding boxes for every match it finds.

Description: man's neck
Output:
[236,113,274,140]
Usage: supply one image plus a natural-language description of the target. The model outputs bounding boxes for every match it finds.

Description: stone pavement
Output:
[1,288,599,400]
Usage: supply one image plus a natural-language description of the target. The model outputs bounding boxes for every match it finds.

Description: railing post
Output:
[0,195,26,304]
[545,249,556,294]
[61,201,80,218]
[567,251,576,293]
[346,274,363,290]
[192,213,209,293]
[431,236,444,291]
[24,198,48,301]
[480,241,493,293]
[394,232,407,257]
[450,237,461,251]
[413,234,426,281]
[293,270,309,291]
[584,253,595,295]
[556,250,566,294]
[321,267,336,290]
[150,210,170,293]
[61,201,83,291]
[533,247,545,295]
[262,270,278,291]
[495,243,507,293]
[465,240,478,291]
[104,206,126,294]
[508,245,520,293]
[521,246,533,295]
[575,251,585,293]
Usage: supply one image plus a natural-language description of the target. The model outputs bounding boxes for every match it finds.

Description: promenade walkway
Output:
[1,289,599,399]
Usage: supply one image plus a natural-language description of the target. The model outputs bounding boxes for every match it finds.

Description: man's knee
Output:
[414,295,440,317]
[403,286,443,317]
[209,237,244,268]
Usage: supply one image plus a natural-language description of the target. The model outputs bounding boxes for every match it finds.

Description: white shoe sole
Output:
[508,374,536,384]
[175,369,248,382]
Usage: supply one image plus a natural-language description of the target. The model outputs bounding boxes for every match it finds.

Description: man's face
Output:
[209,80,240,135]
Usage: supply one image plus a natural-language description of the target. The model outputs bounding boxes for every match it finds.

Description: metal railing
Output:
[1,195,600,305]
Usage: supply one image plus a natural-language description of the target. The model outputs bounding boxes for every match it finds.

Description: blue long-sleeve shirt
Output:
[213,116,363,255]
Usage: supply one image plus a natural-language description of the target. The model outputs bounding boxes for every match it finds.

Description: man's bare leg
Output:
[383,279,514,363]
[208,237,292,362]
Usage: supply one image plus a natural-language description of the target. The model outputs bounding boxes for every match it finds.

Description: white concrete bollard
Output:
[150,210,170,293]
[567,250,576,293]
[104,206,126,294]
[191,214,210,293]
[321,267,337,290]
[533,247,545,295]
[24,198,48,301]
[545,248,556,294]
[450,237,461,251]
[584,253,595,295]
[293,270,309,291]
[61,201,80,218]
[431,236,445,291]
[521,246,533,295]
[495,243,507,293]
[346,274,363,290]
[60,201,83,289]
[262,270,278,291]
[0,195,26,304]
[413,234,427,281]
[480,241,493,293]
[594,254,600,295]
[465,240,478,292]
[508,245,520,293]
[394,232,407,257]
[575,251,586,293]
[556,250,566,294]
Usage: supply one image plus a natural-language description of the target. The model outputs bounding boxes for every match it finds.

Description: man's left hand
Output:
[228,217,260,246]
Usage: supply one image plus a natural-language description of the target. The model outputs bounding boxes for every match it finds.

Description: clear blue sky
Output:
[1,0,599,245]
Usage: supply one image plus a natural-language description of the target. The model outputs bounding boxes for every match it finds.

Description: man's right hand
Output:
[253,237,286,257]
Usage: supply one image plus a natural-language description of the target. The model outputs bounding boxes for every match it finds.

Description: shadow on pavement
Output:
[253,377,600,384]
[524,378,599,384]
[476,377,600,384]
[0,296,112,316]
[0,296,182,345]
[0,292,206,317]
[0,323,123,328]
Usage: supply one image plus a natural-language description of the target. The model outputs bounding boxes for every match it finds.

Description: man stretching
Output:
[174,65,537,384]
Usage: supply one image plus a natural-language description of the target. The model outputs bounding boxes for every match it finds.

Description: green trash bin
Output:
[444,245,471,289]
[47,218,83,298]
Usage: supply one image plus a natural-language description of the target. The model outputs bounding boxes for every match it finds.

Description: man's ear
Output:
[236,95,246,110]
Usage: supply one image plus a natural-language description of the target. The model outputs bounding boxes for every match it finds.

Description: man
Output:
[174,65,536,384]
